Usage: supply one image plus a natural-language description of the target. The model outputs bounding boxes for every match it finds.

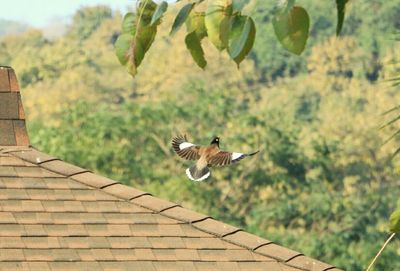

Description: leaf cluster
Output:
[115,0,351,76]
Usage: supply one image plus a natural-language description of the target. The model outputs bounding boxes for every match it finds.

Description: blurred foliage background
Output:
[1,1,400,270]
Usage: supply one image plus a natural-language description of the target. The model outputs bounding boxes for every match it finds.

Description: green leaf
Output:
[228,15,256,67]
[205,0,233,51]
[186,12,207,39]
[121,12,136,34]
[336,0,349,36]
[185,11,208,69]
[220,16,232,49]
[170,3,195,36]
[114,1,159,76]
[389,209,400,233]
[115,33,133,65]
[185,31,207,69]
[272,6,310,55]
[151,1,168,25]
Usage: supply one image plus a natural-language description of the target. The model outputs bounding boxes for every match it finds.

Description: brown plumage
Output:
[172,135,259,181]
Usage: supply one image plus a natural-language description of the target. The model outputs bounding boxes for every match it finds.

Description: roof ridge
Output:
[7,146,341,271]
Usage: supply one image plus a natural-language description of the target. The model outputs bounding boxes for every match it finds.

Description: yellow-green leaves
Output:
[115,32,133,66]
[115,1,160,76]
[170,3,195,36]
[121,12,135,34]
[205,0,232,51]
[336,0,349,36]
[185,12,207,69]
[186,12,207,39]
[185,31,207,69]
[115,12,136,67]
[228,16,256,67]
[115,0,352,77]
[114,0,272,77]
[183,3,256,70]
[272,5,310,55]
[389,209,400,233]
[201,0,255,67]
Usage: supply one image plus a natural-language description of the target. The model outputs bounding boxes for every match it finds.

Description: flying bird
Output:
[172,135,259,181]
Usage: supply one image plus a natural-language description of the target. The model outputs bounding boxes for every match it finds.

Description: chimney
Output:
[0,66,29,146]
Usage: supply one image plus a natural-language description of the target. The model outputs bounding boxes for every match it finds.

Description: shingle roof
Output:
[0,66,343,271]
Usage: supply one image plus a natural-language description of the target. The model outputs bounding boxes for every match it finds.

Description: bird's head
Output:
[210,136,220,147]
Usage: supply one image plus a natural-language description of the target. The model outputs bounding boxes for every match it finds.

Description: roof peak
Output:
[0,66,29,146]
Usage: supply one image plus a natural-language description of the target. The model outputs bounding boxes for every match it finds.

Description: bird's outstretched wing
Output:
[207,150,259,167]
[172,135,201,160]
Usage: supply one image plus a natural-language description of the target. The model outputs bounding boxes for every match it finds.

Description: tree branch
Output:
[365,233,396,271]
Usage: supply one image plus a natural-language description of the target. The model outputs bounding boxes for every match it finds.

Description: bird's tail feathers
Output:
[247,150,260,157]
[186,165,210,182]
